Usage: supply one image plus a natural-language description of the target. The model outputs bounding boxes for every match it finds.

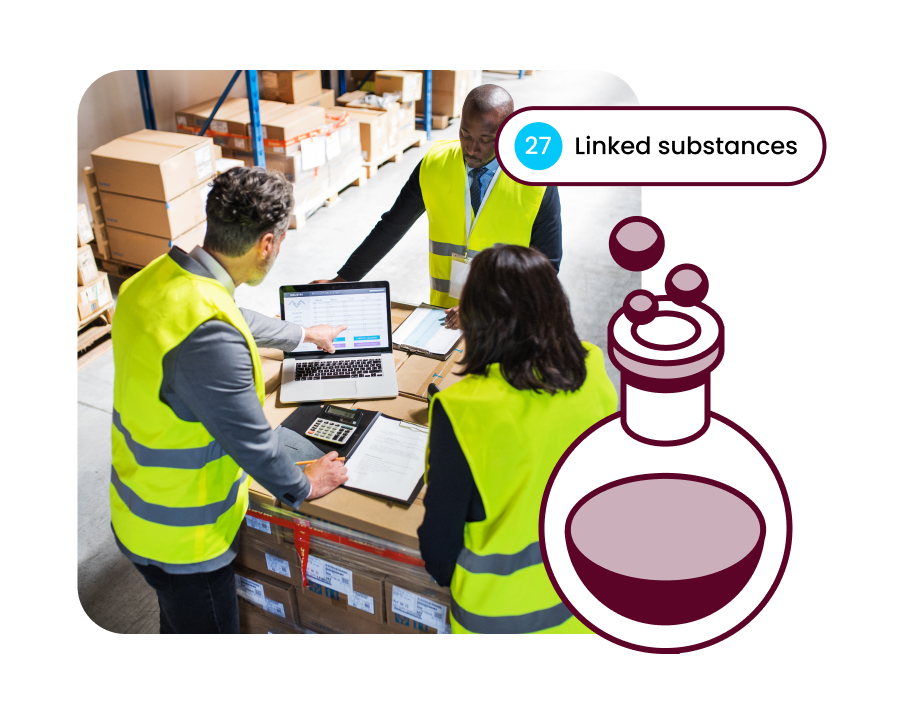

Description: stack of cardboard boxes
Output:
[76,204,112,323]
[175,77,364,226]
[409,70,482,119]
[90,130,217,267]
[335,71,423,162]
[234,508,454,634]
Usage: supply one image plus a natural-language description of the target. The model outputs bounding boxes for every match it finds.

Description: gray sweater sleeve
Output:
[240,307,304,352]
[163,320,311,509]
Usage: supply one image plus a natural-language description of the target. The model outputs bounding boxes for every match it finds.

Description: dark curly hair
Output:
[203,166,294,257]
[457,244,587,394]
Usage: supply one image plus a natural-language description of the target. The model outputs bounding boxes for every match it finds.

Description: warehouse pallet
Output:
[82,166,111,260]
[77,303,115,368]
[95,256,143,280]
[415,114,452,130]
[290,166,367,229]
[362,131,428,179]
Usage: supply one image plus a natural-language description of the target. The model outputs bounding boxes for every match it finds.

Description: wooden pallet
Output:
[415,114,451,130]
[78,303,115,368]
[290,166,367,229]
[362,131,428,179]
[82,166,111,259]
[95,256,143,280]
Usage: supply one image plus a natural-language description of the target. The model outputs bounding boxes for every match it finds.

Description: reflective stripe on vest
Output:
[434,342,619,633]
[456,541,543,576]
[450,597,573,634]
[113,409,227,469]
[419,140,544,308]
[110,465,248,527]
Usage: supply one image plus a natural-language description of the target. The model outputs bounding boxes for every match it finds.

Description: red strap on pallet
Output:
[246,507,425,588]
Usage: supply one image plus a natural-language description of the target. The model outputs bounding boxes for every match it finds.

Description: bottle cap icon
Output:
[609,219,723,394]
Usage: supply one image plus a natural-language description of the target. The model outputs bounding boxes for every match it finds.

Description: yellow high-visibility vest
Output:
[430,342,618,633]
[110,252,264,569]
[419,140,545,308]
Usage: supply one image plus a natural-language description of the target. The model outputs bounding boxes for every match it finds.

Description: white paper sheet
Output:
[392,306,462,356]
[344,415,428,501]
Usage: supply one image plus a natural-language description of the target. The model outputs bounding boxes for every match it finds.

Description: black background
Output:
[616,70,828,653]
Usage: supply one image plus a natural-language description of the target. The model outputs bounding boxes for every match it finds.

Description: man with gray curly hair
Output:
[109,166,348,633]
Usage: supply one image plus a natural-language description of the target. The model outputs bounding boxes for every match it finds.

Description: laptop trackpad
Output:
[324,380,357,399]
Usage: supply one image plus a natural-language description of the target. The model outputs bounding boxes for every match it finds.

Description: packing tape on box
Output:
[245,507,424,589]
[176,112,351,152]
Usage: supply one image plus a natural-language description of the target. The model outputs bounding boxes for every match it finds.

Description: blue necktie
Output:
[470,167,487,217]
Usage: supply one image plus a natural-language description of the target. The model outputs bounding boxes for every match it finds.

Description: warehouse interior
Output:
[77,69,640,633]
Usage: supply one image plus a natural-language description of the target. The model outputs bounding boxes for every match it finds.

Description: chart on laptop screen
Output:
[283,287,389,352]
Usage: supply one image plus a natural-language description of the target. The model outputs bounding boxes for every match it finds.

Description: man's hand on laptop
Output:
[304,324,349,353]
[303,451,348,500]
[309,275,347,284]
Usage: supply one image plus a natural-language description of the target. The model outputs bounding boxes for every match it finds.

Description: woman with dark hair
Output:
[417,244,618,633]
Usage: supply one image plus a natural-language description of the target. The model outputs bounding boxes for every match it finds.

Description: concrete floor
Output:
[77,69,640,633]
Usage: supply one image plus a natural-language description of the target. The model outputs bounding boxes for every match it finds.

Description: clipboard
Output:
[392,302,463,360]
[280,404,425,505]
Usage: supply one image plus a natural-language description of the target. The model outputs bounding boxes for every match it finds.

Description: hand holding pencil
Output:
[299,451,348,501]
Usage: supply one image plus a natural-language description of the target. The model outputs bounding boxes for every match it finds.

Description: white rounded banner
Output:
[496,106,826,185]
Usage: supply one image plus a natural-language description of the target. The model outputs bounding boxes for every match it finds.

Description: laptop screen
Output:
[280,281,392,357]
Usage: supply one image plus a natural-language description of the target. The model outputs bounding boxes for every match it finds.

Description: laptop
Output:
[279,281,399,403]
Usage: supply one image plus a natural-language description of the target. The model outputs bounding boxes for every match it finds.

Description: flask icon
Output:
[540,217,792,653]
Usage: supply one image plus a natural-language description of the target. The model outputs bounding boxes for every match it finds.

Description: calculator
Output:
[305,405,363,445]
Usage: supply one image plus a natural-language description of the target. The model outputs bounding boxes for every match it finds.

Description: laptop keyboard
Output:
[295,357,383,381]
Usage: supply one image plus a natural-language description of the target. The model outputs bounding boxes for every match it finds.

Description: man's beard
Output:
[245,250,278,287]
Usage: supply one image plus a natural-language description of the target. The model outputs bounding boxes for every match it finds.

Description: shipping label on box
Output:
[77,245,99,285]
[234,566,300,624]
[77,204,94,245]
[299,562,386,626]
[306,556,353,594]
[77,272,111,320]
[236,537,300,585]
[389,584,450,634]
[244,513,282,544]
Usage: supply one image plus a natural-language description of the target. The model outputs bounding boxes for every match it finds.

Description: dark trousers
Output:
[133,560,240,634]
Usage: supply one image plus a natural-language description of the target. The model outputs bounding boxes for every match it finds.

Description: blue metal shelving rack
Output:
[136,68,440,167]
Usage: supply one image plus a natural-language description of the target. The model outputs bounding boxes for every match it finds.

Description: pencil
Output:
[296,457,346,466]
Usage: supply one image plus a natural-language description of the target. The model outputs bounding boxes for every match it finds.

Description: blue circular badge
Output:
[514,122,563,170]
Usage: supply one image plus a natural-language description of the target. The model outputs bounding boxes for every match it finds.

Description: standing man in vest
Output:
[111,167,349,633]
[311,84,562,328]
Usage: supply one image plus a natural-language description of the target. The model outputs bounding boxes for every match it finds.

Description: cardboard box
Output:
[396,345,466,399]
[77,203,94,245]
[385,581,451,634]
[236,536,302,586]
[260,105,326,153]
[298,556,386,625]
[77,272,112,321]
[92,130,215,202]
[106,221,206,268]
[259,70,322,105]
[77,245,99,285]
[242,512,282,545]
[175,96,247,134]
[234,565,301,625]
[326,150,363,189]
[214,100,287,151]
[336,91,367,107]
[398,101,416,139]
[239,601,302,634]
[100,180,210,239]
[410,70,480,118]
[297,592,392,634]
[374,71,423,103]
[338,107,389,162]
[297,88,335,109]
[215,158,244,174]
